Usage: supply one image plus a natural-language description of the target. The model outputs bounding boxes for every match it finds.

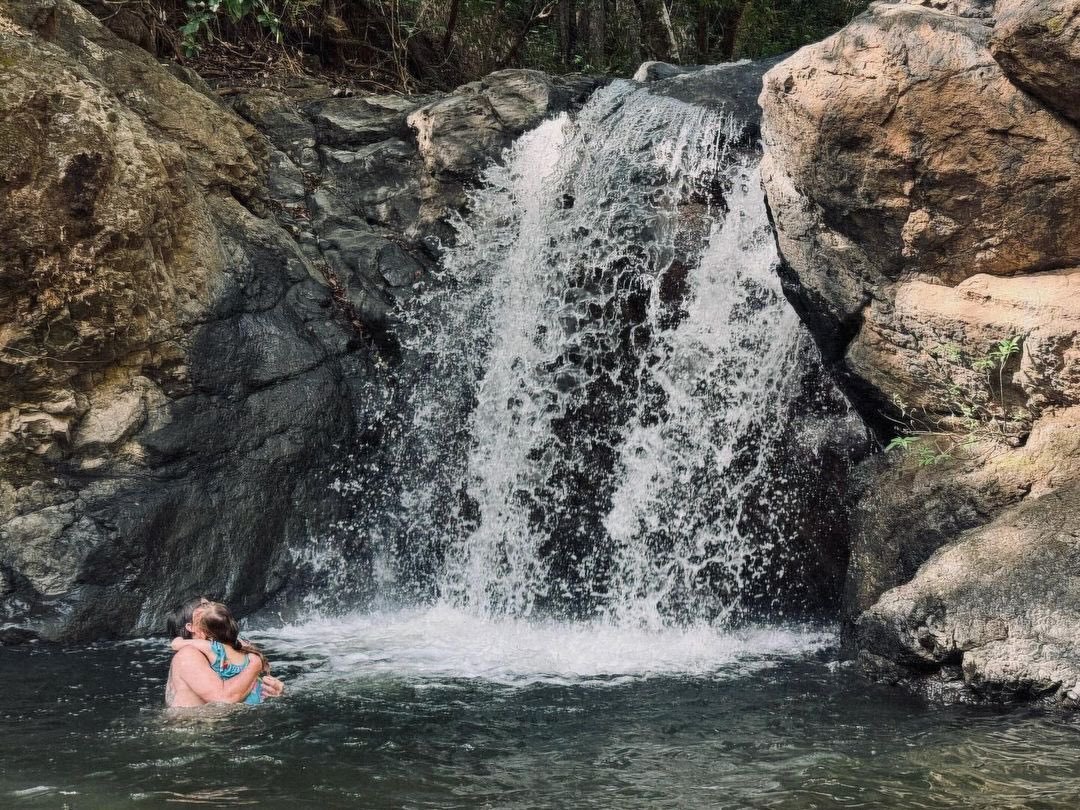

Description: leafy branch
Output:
[180,0,283,56]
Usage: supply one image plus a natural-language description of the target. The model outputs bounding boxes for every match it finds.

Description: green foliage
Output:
[886,335,1030,465]
[991,337,1021,366]
[160,0,872,90]
[884,435,917,452]
[181,0,282,56]
[715,0,867,60]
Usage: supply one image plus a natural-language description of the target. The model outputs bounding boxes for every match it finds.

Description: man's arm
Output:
[171,647,261,704]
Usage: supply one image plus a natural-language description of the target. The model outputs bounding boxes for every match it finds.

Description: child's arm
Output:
[171,647,262,705]
[170,638,215,663]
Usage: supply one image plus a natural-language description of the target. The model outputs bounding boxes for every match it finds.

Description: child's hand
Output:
[170,636,188,651]
[261,675,285,698]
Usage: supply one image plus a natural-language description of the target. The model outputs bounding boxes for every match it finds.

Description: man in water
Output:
[164,596,285,707]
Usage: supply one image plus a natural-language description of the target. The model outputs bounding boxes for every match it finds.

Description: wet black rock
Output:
[0,1,606,643]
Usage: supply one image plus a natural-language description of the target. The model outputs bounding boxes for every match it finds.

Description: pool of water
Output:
[4,607,1080,809]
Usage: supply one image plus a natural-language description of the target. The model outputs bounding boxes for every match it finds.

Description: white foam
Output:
[253,606,834,688]
[10,786,58,798]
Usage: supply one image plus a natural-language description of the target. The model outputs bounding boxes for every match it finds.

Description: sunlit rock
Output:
[761,0,1080,704]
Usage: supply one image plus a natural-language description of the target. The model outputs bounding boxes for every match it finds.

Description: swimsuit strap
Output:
[208,639,248,679]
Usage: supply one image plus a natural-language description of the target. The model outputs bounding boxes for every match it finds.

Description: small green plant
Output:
[884,435,918,452]
[180,0,283,56]
[885,335,1028,465]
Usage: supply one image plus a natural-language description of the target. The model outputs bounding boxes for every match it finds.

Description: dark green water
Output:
[3,614,1080,809]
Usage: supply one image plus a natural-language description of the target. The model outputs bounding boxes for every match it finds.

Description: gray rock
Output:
[857,476,1080,704]
[648,55,788,136]
[232,89,317,163]
[633,61,704,82]
[268,150,307,202]
[408,70,566,179]
[318,140,424,231]
[377,242,424,288]
[991,0,1080,125]
[0,0,362,643]
[304,95,427,146]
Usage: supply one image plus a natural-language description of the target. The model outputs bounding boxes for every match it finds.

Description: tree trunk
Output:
[441,0,462,55]
[632,0,679,62]
[560,0,577,67]
[590,0,608,66]
[577,0,590,68]
[500,0,558,68]
[718,0,751,61]
[696,1,709,62]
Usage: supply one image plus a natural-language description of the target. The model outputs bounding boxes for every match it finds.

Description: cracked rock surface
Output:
[760,0,1080,703]
[0,0,602,642]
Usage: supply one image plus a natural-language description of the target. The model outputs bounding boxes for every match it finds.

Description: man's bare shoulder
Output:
[172,646,211,670]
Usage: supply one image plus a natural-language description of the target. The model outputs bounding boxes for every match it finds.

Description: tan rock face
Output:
[0,0,256,466]
[760,0,1080,431]
[761,2,1080,344]
[849,268,1080,414]
[760,0,1080,703]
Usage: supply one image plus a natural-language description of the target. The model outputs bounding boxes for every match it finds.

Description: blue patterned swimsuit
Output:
[208,640,264,705]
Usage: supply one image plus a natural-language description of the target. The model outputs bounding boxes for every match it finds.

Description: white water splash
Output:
[297,78,835,653]
[254,606,834,688]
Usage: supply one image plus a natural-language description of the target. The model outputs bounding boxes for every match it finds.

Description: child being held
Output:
[171,600,270,705]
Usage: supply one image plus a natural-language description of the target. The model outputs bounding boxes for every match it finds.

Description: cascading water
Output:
[395,81,807,626]
[276,80,847,681]
[600,166,804,629]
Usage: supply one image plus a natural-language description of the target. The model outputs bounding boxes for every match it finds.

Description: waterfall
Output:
[383,81,808,628]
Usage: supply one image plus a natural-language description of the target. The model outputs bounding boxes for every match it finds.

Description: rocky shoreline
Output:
[760,0,1080,705]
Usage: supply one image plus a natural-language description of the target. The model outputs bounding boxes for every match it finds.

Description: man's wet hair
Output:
[165,595,211,639]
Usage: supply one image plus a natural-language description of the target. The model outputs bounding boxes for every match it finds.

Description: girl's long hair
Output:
[194,601,269,674]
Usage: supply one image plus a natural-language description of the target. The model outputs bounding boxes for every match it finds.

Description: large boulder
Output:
[0,0,370,641]
[761,1,1080,378]
[0,0,602,642]
[844,406,1080,618]
[991,0,1080,124]
[760,0,1080,703]
[408,70,564,179]
[404,70,604,233]
[644,54,788,139]
[855,414,1080,702]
